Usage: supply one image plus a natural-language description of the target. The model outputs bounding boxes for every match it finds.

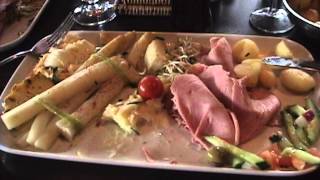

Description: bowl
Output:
[283,0,320,39]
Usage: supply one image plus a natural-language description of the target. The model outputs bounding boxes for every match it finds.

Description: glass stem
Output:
[82,0,99,5]
[268,0,279,14]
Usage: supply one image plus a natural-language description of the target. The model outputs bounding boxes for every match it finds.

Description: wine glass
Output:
[73,0,117,26]
[249,0,294,34]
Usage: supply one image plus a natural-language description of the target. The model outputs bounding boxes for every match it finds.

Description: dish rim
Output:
[0,30,318,177]
[283,0,320,29]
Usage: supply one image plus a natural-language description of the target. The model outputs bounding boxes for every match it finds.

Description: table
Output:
[1,0,320,179]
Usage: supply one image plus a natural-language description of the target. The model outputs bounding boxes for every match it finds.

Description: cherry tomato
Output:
[259,150,279,170]
[291,157,306,170]
[278,155,292,168]
[138,75,164,100]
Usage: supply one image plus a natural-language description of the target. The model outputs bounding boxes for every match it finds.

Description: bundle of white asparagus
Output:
[1,31,160,151]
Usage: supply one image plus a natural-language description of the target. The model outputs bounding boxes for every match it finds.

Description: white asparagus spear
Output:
[122,31,138,52]
[34,88,96,150]
[26,111,54,145]
[77,32,137,71]
[1,57,137,130]
[56,76,125,141]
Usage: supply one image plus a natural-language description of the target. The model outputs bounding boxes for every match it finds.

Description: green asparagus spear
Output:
[287,105,310,146]
[282,111,308,150]
[205,136,269,170]
[288,104,306,117]
[296,128,310,146]
[207,147,225,165]
[269,132,293,150]
[207,146,245,168]
[305,99,320,144]
[282,147,320,165]
[231,157,245,169]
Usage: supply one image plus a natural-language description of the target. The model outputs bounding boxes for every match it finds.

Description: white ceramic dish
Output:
[0,0,50,52]
[0,31,319,176]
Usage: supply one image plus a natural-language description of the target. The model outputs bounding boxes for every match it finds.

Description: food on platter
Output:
[234,58,277,89]
[171,73,239,146]
[128,32,154,71]
[196,65,280,143]
[77,31,137,71]
[2,73,54,112]
[2,56,141,130]
[102,90,169,134]
[259,66,277,89]
[1,31,320,172]
[257,99,320,169]
[56,76,126,141]
[275,40,294,58]
[280,69,316,93]
[34,38,96,82]
[144,39,169,73]
[288,0,320,23]
[234,60,262,87]
[232,38,260,63]
[201,37,234,72]
[34,89,96,150]
[206,136,269,170]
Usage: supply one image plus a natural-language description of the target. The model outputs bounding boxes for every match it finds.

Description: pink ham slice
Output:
[200,37,234,73]
[198,65,281,143]
[171,74,239,150]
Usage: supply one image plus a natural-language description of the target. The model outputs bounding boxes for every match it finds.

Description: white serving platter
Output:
[0,31,319,176]
[0,0,50,52]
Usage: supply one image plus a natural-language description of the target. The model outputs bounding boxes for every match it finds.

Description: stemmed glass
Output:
[73,0,117,26]
[249,0,294,34]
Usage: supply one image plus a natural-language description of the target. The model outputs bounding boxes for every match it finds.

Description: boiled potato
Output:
[242,58,262,65]
[259,67,277,89]
[232,39,260,63]
[280,68,315,93]
[234,62,262,88]
[275,40,294,58]
[234,63,253,85]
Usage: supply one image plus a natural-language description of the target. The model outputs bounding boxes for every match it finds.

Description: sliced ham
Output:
[198,65,281,143]
[200,37,234,73]
[171,74,239,149]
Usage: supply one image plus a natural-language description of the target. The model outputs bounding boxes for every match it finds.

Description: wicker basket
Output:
[116,0,172,16]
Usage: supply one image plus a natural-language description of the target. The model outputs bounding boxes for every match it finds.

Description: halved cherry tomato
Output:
[278,155,292,168]
[259,150,279,170]
[138,75,164,100]
[291,157,306,170]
